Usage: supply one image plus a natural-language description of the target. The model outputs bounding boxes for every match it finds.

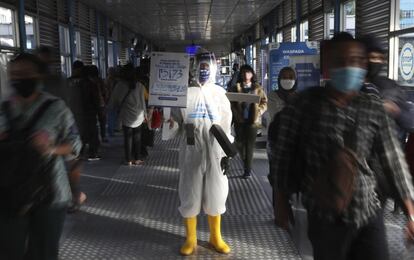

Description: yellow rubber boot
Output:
[180,217,197,256]
[208,215,231,254]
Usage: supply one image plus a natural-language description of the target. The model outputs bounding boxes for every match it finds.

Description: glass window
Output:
[99,37,106,78]
[324,1,355,40]
[271,33,276,43]
[0,7,16,47]
[91,36,98,66]
[253,44,257,72]
[391,0,414,84]
[59,25,71,77]
[246,44,253,66]
[108,41,114,68]
[277,31,283,43]
[325,10,335,39]
[398,32,414,86]
[291,26,297,42]
[300,20,309,41]
[74,31,81,59]
[25,15,37,49]
[344,0,356,37]
[0,50,13,99]
[400,0,414,30]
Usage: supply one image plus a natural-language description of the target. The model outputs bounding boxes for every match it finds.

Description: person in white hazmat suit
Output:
[171,51,233,256]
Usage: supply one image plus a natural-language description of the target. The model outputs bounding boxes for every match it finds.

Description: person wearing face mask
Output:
[110,63,147,166]
[35,48,86,213]
[267,66,298,120]
[271,32,414,260]
[267,66,298,228]
[229,64,267,179]
[360,34,407,125]
[360,35,413,213]
[67,61,101,161]
[0,53,81,260]
[170,50,233,256]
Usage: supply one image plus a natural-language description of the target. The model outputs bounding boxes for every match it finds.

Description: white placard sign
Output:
[226,93,261,103]
[149,52,190,108]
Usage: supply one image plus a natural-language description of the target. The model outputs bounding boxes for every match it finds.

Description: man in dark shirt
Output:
[67,61,101,161]
[360,35,413,212]
[272,34,414,259]
[36,47,87,212]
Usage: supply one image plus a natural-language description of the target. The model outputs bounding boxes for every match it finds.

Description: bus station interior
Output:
[0,0,414,259]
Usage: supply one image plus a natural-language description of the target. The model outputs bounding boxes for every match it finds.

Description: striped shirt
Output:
[271,87,414,227]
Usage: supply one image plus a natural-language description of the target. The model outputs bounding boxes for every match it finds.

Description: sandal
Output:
[133,160,144,165]
[123,161,133,166]
[67,192,87,214]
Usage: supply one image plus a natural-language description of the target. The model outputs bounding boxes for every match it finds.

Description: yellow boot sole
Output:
[209,239,231,254]
[180,240,197,256]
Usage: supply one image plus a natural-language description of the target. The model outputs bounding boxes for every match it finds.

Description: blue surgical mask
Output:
[330,67,367,93]
[199,69,210,83]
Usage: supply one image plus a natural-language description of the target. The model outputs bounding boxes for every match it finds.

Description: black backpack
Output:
[0,99,57,216]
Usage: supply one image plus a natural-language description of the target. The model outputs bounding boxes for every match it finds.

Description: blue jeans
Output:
[107,108,118,137]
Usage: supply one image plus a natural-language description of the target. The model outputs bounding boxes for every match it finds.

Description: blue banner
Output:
[268,42,319,92]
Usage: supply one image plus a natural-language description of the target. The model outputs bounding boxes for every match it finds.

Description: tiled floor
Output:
[60,134,413,259]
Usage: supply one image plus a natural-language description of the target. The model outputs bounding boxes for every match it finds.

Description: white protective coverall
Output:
[177,53,233,218]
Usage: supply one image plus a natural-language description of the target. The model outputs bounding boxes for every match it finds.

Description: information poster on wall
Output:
[289,55,321,91]
[268,42,320,92]
[149,52,190,107]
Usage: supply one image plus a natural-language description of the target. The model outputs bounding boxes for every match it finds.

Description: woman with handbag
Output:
[0,53,81,260]
[111,64,147,166]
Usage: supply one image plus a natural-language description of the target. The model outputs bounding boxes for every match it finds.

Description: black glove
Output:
[221,157,230,175]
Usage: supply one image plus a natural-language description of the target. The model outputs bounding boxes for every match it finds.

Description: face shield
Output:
[192,51,218,86]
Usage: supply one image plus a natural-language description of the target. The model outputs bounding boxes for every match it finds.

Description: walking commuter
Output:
[360,34,414,212]
[67,61,101,161]
[271,33,414,260]
[106,67,119,137]
[36,47,87,212]
[226,63,239,90]
[136,63,154,158]
[267,66,298,120]
[35,46,68,101]
[228,64,267,179]
[0,53,81,260]
[111,64,147,166]
[267,66,298,228]
[87,65,109,143]
[171,50,232,256]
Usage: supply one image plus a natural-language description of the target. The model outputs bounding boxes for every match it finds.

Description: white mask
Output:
[280,79,295,90]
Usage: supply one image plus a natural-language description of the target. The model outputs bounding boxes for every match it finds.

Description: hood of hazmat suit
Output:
[190,51,218,86]
[176,50,233,217]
